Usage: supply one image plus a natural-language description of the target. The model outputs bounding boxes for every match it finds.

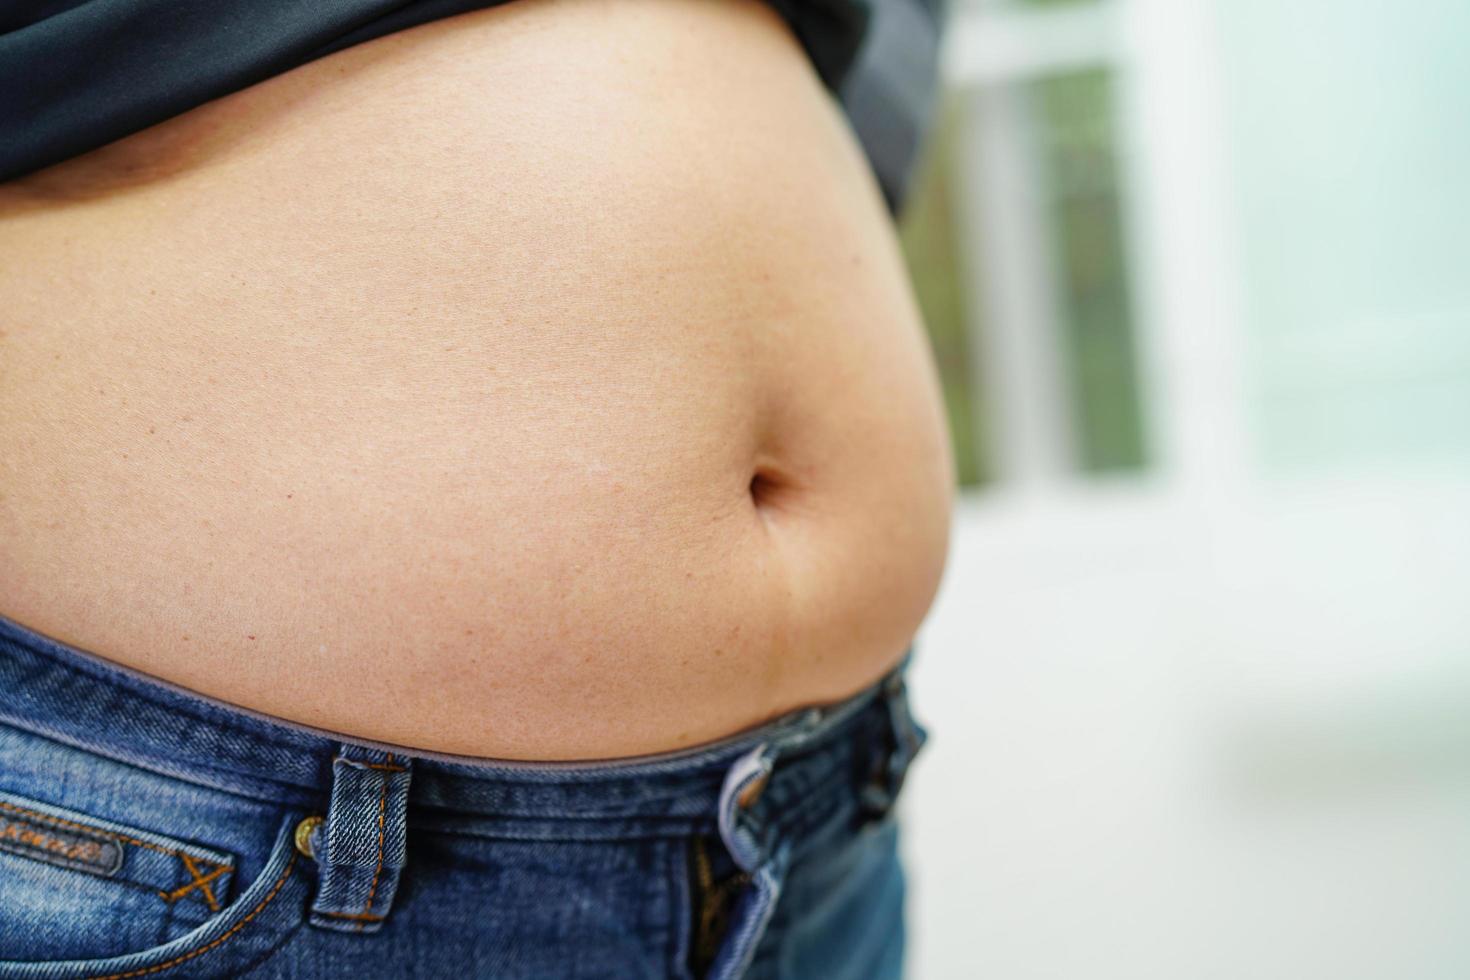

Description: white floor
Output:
[901,473,1470,979]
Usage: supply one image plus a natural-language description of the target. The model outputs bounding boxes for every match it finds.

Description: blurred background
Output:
[890,0,1470,976]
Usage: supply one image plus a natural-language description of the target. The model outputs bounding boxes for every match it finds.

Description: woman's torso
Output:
[0,0,952,760]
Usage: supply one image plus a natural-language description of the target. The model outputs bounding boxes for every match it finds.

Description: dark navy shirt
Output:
[0,0,942,211]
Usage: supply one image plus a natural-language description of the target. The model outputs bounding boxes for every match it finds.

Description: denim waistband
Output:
[0,613,918,829]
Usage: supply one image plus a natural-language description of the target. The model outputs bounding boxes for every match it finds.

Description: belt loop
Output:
[885,663,927,789]
[862,655,928,819]
[717,744,775,875]
[710,743,788,980]
[307,744,413,934]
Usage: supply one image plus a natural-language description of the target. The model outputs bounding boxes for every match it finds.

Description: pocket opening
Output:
[0,814,308,979]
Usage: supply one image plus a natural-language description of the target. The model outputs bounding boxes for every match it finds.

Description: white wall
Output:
[905,477,1470,979]
[905,0,1470,975]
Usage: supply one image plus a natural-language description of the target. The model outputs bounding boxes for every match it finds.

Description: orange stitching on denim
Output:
[158,854,229,912]
[0,799,232,909]
[185,854,225,912]
[0,820,113,865]
[316,909,387,921]
[87,852,296,980]
[356,752,394,932]
[0,800,152,855]
[333,756,406,773]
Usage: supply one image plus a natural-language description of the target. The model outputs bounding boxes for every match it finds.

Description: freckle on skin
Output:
[148,427,155,435]
[247,635,256,640]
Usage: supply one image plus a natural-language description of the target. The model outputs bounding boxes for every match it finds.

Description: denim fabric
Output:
[0,614,926,979]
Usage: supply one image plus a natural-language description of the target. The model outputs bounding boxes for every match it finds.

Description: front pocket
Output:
[0,790,237,962]
[0,814,308,980]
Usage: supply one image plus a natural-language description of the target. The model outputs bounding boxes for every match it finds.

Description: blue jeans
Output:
[0,614,926,978]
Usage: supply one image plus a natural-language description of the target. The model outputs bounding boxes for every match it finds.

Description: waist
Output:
[0,611,921,827]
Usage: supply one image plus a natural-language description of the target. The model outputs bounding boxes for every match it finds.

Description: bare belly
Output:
[0,0,953,760]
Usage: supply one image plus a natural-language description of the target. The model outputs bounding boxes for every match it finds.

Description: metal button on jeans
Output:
[294,814,324,859]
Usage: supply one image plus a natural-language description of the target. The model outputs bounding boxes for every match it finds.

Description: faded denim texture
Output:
[0,614,925,979]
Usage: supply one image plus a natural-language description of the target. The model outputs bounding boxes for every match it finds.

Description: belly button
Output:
[748,468,785,509]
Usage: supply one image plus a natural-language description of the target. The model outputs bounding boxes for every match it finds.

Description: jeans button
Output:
[294,814,324,859]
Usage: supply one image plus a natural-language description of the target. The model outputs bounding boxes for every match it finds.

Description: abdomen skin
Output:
[0,0,953,759]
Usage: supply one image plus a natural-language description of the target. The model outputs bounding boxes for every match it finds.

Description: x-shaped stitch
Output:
[158,852,228,912]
